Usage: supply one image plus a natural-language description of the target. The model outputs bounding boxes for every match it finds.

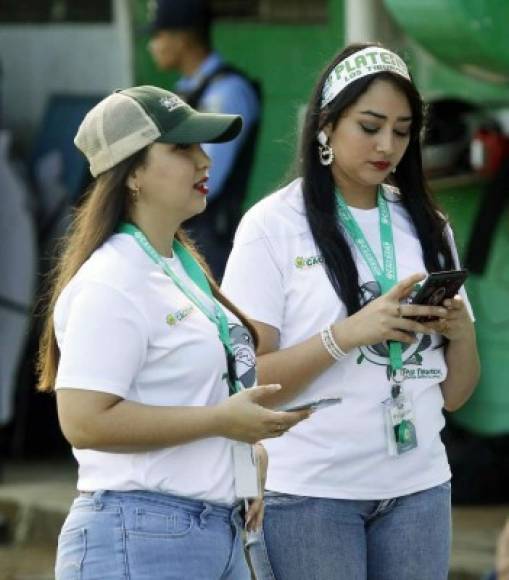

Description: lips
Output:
[193,177,209,195]
[370,161,391,171]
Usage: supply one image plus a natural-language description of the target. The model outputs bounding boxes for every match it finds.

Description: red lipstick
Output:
[370,161,391,171]
[194,177,209,195]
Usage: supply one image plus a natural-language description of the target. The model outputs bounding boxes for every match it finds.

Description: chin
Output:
[362,174,387,187]
[188,200,207,219]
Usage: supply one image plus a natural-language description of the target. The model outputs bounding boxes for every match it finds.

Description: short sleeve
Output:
[444,223,475,322]
[222,216,285,331]
[55,282,148,396]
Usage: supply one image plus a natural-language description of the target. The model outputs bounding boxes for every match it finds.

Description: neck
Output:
[334,179,378,209]
[179,47,210,77]
[129,208,179,258]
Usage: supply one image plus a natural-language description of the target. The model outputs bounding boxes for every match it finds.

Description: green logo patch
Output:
[166,305,194,326]
[294,255,324,269]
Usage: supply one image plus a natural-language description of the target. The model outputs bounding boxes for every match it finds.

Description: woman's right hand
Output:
[335,273,449,352]
[214,384,311,444]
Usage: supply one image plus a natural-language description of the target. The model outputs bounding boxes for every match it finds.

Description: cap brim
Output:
[157,111,243,144]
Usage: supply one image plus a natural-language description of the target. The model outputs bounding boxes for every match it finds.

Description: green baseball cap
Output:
[74,85,242,177]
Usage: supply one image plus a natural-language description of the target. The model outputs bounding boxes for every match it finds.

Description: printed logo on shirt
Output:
[294,255,324,269]
[166,305,194,326]
[355,281,444,380]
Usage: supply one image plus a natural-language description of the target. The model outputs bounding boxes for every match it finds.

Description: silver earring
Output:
[317,131,334,166]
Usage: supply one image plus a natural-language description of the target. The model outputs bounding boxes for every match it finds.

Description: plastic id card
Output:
[232,442,262,499]
[382,390,418,456]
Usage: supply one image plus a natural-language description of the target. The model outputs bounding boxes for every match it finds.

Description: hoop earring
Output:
[317,131,334,166]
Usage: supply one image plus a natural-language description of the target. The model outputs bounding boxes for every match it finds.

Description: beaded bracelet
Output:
[320,325,348,361]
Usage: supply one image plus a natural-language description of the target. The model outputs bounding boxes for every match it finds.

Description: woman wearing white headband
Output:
[222,43,479,579]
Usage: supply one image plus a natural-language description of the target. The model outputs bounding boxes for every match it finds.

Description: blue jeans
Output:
[247,482,451,580]
[55,490,250,580]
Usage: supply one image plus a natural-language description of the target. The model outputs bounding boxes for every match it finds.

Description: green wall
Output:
[437,184,509,435]
[132,0,345,207]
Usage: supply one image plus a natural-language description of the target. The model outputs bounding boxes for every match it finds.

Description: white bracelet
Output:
[320,325,348,361]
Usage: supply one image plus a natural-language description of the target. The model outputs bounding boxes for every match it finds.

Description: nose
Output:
[195,144,211,171]
[375,128,395,157]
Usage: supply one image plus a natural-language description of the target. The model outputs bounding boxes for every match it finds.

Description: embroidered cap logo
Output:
[159,95,186,113]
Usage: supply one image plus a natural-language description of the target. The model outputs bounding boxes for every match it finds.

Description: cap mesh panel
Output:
[75,93,160,176]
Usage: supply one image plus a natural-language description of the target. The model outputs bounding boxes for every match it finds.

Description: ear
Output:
[322,122,333,139]
[126,169,140,192]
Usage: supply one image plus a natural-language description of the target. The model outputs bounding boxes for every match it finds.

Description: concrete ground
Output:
[0,458,507,580]
[0,459,75,580]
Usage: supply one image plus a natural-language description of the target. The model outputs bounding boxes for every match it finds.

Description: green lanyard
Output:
[335,188,404,382]
[117,222,241,395]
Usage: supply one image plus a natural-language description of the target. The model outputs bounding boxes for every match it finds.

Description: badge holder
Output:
[382,372,418,456]
[232,442,262,499]
[227,341,261,499]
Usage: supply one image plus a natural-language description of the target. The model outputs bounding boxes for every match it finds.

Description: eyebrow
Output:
[359,110,412,122]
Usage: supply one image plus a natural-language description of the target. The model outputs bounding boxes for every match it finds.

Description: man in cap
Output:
[148,0,261,280]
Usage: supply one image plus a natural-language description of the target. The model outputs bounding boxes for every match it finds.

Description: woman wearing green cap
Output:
[36,86,309,579]
[222,43,480,579]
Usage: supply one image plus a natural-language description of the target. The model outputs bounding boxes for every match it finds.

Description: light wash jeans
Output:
[55,490,250,580]
[247,481,451,580]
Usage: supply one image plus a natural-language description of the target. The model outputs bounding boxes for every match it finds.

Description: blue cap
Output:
[149,0,211,33]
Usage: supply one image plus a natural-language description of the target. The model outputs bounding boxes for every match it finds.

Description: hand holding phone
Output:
[281,397,342,413]
[407,269,468,322]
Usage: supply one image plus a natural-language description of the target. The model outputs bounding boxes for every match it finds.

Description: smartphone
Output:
[407,269,468,322]
[282,397,342,413]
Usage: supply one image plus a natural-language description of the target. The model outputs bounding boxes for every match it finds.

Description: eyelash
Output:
[360,124,410,138]
[175,143,192,150]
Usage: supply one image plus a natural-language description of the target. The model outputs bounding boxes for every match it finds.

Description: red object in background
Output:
[470,126,509,177]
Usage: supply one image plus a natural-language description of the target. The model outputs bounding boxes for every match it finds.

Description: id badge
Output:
[232,442,261,499]
[382,389,418,456]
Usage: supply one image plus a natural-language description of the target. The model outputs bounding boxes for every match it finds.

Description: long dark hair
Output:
[300,42,454,315]
[37,146,257,392]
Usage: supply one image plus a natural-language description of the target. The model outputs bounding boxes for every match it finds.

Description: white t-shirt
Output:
[222,178,472,500]
[54,233,256,504]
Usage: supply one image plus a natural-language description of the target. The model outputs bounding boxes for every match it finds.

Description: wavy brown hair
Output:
[37,146,257,392]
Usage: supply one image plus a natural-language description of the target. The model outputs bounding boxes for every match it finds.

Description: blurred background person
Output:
[148,0,262,280]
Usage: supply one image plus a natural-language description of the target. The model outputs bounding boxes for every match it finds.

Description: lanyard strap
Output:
[117,222,241,393]
[335,188,403,377]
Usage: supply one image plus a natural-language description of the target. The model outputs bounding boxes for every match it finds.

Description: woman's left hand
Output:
[422,296,473,342]
[245,443,268,532]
